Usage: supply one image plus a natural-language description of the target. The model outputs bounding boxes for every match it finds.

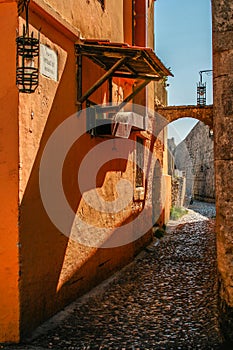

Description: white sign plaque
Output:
[40,44,58,81]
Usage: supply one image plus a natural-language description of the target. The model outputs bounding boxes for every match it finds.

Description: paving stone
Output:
[1,201,224,349]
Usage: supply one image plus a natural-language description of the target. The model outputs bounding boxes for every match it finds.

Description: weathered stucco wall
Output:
[17,9,145,338]
[0,0,20,343]
[35,0,124,41]
[162,174,172,224]
[212,0,233,342]
[18,9,79,338]
[16,0,169,340]
[0,0,170,342]
[147,0,156,112]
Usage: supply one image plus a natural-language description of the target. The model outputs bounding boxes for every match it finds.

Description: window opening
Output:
[136,136,144,187]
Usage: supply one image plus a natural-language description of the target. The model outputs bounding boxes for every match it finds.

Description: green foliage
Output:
[170,206,188,221]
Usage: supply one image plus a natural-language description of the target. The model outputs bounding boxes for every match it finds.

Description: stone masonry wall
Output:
[212,0,233,343]
[174,121,215,203]
[171,176,186,208]
[167,138,186,209]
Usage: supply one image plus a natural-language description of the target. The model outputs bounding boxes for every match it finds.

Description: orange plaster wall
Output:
[134,0,146,46]
[0,0,170,343]
[34,0,124,42]
[133,1,157,112]
[18,9,80,337]
[17,5,153,339]
[147,0,156,112]
[0,0,20,343]
[147,0,155,49]
[15,0,170,340]
[123,0,133,45]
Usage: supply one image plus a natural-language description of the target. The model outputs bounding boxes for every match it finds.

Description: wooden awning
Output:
[75,40,173,107]
[76,40,172,80]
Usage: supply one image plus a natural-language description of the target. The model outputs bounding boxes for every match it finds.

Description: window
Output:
[136,137,144,187]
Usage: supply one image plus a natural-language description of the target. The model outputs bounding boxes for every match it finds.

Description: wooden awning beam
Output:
[78,56,127,104]
[93,80,151,115]
[76,41,172,108]
[113,73,160,80]
[117,80,151,110]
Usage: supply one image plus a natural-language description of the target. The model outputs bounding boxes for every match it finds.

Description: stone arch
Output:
[155,105,213,129]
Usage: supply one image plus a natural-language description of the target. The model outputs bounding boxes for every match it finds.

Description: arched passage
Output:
[156,105,213,129]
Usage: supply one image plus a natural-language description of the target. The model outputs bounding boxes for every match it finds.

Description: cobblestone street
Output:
[2,201,225,350]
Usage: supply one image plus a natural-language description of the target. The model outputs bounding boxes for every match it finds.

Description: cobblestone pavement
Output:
[167,200,216,231]
[2,201,225,350]
[188,201,216,219]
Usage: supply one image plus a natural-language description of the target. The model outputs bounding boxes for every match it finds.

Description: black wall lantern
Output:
[16,0,39,93]
[196,70,212,106]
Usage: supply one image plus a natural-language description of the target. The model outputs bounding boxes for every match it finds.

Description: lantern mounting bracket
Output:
[16,0,40,93]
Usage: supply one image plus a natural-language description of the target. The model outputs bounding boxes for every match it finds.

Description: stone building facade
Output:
[212,0,233,342]
[167,137,176,177]
[167,137,186,208]
[174,121,215,203]
[171,176,186,208]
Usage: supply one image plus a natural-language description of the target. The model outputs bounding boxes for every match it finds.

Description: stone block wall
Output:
[212,0,233,343]
[174,121,215,203]
[171,176,186,208]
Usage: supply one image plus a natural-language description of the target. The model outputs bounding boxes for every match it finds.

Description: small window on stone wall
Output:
[136,137,144,187]
[97,0,105,10]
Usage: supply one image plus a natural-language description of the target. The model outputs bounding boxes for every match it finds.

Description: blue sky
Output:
[154,0,212,144]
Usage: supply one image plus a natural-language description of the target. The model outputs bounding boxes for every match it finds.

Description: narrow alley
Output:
[2,201,225,350]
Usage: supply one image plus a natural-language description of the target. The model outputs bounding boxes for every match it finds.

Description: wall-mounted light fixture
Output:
[197,70,212,106]
[209,128,214,139]
[16,0,39,93]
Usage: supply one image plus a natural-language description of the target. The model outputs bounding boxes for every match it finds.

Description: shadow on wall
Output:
[18,34,159,343]
[19,100,142,338]
[17,3,171,338]
[17,17,130,339]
